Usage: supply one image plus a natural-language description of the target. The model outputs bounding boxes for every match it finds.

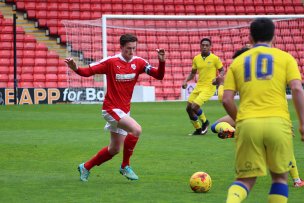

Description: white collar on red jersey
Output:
[118,53,135,63]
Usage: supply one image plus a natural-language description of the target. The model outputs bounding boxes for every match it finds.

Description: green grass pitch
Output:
[0,101,303,203]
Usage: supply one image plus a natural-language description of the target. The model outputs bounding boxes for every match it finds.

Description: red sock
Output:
[84,146,113,171]
[121,134,139,168]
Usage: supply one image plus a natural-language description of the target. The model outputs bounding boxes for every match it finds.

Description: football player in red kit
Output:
[65,34,166,181]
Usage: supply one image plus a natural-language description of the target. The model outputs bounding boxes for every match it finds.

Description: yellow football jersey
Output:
[224,45,301,122]
[192,53,223,88]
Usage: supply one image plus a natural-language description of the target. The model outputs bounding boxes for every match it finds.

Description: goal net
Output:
[62,15,304,103]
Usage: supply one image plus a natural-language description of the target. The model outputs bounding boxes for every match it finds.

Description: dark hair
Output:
[232,47,250,59]
[250,18,275,43]
[200,38,211,45]
[120,34,138,46]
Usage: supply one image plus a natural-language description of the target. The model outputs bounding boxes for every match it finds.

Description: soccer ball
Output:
[189,171,212,193]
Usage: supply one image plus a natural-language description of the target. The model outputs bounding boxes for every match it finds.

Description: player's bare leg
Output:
[117,116,141,180]
[108,132,125,155]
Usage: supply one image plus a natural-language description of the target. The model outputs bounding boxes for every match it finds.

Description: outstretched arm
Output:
[145,49,166,80]
[289,79,304,141]
[64,57,100,77]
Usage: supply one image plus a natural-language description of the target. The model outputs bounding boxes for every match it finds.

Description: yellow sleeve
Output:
[216,57,223,69]
[286,54,301,83]
[224,68,236,91]
[218,85,224,102]
[192,57,197,70]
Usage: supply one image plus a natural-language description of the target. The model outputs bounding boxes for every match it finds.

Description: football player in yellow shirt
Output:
[223,18,304,203]
[212,47,304,188]
[182,38,224,135]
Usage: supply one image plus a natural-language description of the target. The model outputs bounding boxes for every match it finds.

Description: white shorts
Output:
[102,109,129,136]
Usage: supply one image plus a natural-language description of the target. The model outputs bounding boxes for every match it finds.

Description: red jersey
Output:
[75,54,165,113]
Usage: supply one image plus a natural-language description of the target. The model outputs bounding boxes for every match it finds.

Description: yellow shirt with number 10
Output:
[224,45,301,122]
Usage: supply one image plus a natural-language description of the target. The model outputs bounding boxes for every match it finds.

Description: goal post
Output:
[62,15,304,103]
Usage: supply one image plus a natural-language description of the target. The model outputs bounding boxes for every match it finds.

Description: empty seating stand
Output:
[3,0,304,100]
[0,11,64,88]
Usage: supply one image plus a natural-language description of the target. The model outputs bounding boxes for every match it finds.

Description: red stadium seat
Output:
[263,0,274,6]
[295,6,304,14]
[45,82,58,88]
[58,81,68,88]
[0,65,10,74]
[265,6,275,14]
[35,50,47,58]
[19,82,34,88]
[101,4,112,12]
[15,1,25,10]
[24,2,36,10]
[91,4,102,12]
[185,5,195,13]
[70,3,80,11]
[224,5,235,14]
[20,74,33,82]
[23,50,37,59]
[36,43,48,51]
[275,6,285,14]
[36,10,47,20]
[47,11,58,19]
[46,66,58,74]
[36,2,47,10]
[234,6,245,14]
[284,6,295,14]
[0,82,7,88]
[33,74,46,82]
[35,58,47,66]
[47,51,59,59]
[57,74,67,82]
[91,11,102,19]
[34,66,47,74]
[245,6,256,14]
[1,34,13,41]
[22,66,34,74]
[9,66,21,74]
[0,58,12,66]
[33,82,46,88]
[23,42,36,50]
[255,6,265,14]
[0,42,12,50]
[0,74,9,82]
[69,11,80,20]
[80,11,91,20]
[57,65,68,74]
[46,74,58,82]
[216,6,226,14]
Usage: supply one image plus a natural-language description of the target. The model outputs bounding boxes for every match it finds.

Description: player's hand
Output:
[156,49,165,62]
[212,78,217,85]
[212,75,224,86]
[182,82,187,89]
[64,57,78,71]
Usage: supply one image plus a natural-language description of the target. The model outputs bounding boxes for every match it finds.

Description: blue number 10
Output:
[244,54,273,82]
